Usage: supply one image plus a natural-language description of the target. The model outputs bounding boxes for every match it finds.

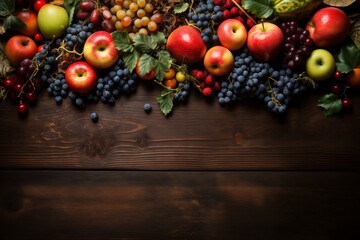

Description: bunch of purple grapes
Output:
[280,21,314,72]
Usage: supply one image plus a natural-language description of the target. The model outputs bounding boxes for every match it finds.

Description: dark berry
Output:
[17,102,29,115]
[90,112,99,122]
[144,103,152,113]
[332,71,343,81]
[342,98,352,108]
[331,84,341,94]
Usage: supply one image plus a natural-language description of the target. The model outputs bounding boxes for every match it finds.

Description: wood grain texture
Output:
[1,170,359,239]
[1,84,360,170]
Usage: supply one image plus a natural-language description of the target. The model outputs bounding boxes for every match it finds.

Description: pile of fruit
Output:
[0,0,359,119]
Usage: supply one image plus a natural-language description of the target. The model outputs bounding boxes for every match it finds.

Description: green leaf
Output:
[150,31,167,46]
[3,15,26,31]
[156,50,173,69]
[334,43,360,73]
[139,54,156,75]
[242,0,274,19]
[63,0,81,25]
[0,0,15,16]
[156,89,173,116]
[318,93,343,116]
[174,2,189,14]
[111,30,134,53]
[122,50,141,73]
[154,50,173,80]
[132,34,157,53]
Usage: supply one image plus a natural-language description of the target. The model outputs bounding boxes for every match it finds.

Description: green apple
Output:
[37,4,69,39]
[306,49,335,81]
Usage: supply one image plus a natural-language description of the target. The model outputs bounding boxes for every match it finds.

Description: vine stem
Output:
[231,0,257,25]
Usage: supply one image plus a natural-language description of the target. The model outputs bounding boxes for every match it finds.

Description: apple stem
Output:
[231,0,257,25]
[261,21,265,31]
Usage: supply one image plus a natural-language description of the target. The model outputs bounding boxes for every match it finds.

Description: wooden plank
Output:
[1,170,359,239]
[0,85,360,170]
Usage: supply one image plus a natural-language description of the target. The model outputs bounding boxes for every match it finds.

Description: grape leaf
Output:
[3,15,26,31]
[0,0,15,16]
[150,31,167,46]
[122,50,141,73]
[174,2,189,14]
[156,89,173,116]
[139,54,156,75]
[323,0,356,7]
[132,34,157,53]
[334,43,360,73]
[318,93,343,116]
[111,30,134,53]
[242,0,274,19]
[63,0,80,25]
[154,50,173,80]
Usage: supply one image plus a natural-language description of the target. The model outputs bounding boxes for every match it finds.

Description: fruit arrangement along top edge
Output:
[0,0,359,119]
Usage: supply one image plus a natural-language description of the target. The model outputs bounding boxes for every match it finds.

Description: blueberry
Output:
[144,103,152,113]
[90,112,99,122]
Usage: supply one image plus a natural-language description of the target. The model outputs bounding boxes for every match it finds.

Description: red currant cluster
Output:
[190,69,221,97]
[2,59,42,115]
[331,71,352,109]
[213,0,255,29]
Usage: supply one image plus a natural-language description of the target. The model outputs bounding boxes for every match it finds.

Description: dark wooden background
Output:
[1,83,360,239]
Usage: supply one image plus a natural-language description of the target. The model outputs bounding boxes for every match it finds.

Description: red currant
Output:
[342,98,352,108]
[17,102,29,115]
[33,0,46,12]
[13,83,23,93]
[34,33,42,42]
[202,87,213,97]
[2,77,15,89]
[332,71,343,81]
[26,92,37,103]
[331,84,341,94]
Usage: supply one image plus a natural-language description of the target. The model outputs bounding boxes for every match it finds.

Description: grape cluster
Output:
[173,82,192,103]
[63,20,95,51]
[187,0,223,46]
[110,0,163,36]
[217,47,308,113]
[95,58,138,104]
[77,0,115,32]
[31,20,97,107]
[280,21,313,71]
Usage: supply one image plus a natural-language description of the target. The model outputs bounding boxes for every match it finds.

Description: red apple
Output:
[217,19,247,51]
[65,61,97,94]
[166,25,207,65]
[247,22,284,62]
[15,9,39,38]
[4,35,37,67]
[203,46,234,76]
[135,59,156,80]
[83,31,119,69]
[306,7,350,48]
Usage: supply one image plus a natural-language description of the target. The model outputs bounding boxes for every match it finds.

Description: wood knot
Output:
[135,133,150,149]
[80,134,113,161]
